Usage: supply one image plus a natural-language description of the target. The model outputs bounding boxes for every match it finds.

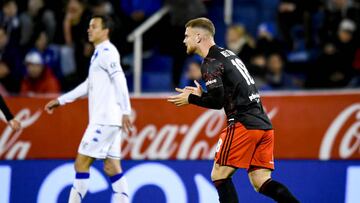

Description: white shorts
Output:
[78,124,121,160]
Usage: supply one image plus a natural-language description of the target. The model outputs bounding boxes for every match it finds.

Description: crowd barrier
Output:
[1,90,360,160]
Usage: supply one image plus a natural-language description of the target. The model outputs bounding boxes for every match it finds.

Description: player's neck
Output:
[197,40,216,58]
[93,37,109,47]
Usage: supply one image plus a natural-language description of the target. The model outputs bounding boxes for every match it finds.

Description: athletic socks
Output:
[259,179,300,203]
[68,172,90,203]
[213,178,239,203]
[110,173,129,203]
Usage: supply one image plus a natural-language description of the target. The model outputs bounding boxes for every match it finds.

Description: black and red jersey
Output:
[189,45,272,130]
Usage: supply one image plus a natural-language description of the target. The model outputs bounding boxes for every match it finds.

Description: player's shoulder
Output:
[204,47,224,66]
[100,42,120,57]
[207,46,230,63]
[203,57,224,72]
[215,46,238,60]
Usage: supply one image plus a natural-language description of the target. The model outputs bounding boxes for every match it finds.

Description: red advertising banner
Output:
[0,90,360,160]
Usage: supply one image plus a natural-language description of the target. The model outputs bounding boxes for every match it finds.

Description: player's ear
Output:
[196,34,201,43]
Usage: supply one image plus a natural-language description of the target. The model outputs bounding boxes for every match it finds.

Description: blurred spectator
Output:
[0,0,355,92]
[0,0,20,46]
[310,19,358,88]
[164,0,207,87]
[119,0,163,52]
[261,52,300,90]
[321,0,360,43]
[20,51,60,94]
[30,31,62,82]
[247,52,267,89]
[19,0,56,50]
[0,26,22,78]
[89,0,127,53]
[0,61,19,94]
[120,0,162,23]
[225,24,255,64]
[255,22,285,57]
[63,0,92,82]
[179,55,204,87]
[277,0,322,49]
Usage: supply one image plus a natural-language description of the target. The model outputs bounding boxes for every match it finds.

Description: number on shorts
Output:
[216,138,223,153]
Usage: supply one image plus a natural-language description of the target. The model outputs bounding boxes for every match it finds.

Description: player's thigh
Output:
[103,158,122,176]
[215,123,264,169]
[79,125,120,159]
[211,161,237,181]
[106,127,122,160]
[74,153,96,172]
[250,130,275,170]
[248,168,272,191]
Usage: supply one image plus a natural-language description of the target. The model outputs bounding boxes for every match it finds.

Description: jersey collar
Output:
[95,40,110,49]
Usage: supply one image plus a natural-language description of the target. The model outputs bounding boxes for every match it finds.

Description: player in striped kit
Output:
[168,18,299,203]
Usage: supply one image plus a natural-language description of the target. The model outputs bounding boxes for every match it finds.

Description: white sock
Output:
[110,173,129,203]
[68,173,89,203]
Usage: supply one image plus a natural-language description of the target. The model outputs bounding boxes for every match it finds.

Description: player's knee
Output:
[249,175,264,192]
[211,165,220,181]
[103,161,120,176]
[211,170,219,181]
[211,167,232,181]
[103,163,114,176]
[251,180,263,192]
[248,171,271,192]
[74,161,90,172]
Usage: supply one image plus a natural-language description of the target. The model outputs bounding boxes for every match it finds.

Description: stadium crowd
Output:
[0,0,359,95]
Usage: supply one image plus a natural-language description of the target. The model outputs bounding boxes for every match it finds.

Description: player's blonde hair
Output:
[185,17,215,36]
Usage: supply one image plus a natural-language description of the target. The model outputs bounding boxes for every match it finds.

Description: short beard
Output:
[186,46,196,55]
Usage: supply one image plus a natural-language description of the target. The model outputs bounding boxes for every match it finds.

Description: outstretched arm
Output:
[189,60,225,109]
[44,79,89,114]
[167,80,224,109]
[188,86,224,109]
[168,59,225,110]
[58,79,89,105]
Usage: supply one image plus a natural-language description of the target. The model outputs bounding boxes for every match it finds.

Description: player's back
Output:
[203,45,272,130]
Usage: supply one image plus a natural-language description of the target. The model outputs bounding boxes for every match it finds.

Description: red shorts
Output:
[214,122,275,170]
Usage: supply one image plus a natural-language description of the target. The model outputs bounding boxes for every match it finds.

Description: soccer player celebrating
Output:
[168,17,299,203]
[45,15,131,203]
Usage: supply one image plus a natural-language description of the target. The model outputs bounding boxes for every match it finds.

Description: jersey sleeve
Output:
[0,95,14,121]
[99,48,131,115]
[112,73,132,115]
[58,79,88,105]
[188,59,225,109]
[98,48,123,78]
[203,59,224,90]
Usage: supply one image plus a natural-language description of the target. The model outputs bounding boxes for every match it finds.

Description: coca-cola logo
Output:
[0,105,278,160]
[121,107,278,160]
[319,103,360,160]
[0,109,42,159]
[121,109,225,160]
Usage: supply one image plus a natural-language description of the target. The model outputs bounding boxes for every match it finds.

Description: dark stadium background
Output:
[0,0,359,202]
